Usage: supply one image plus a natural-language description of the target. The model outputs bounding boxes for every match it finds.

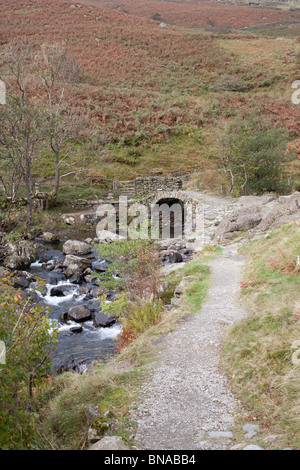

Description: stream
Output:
[26,233,122,373]
[22,230,192,374]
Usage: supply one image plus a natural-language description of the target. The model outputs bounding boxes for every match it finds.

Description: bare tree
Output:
[0,41,86,234]
[2,41,33,100]
[212,120,240,194]
[0,42,44,229]
[37,44,85,201]
[0,95,44,229]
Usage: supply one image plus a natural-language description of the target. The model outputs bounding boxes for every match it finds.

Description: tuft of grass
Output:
[117,296,163,350]
[121,296,163,335]
[162,251,216,314]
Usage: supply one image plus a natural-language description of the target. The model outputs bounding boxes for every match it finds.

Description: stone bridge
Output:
[62,190,200,233]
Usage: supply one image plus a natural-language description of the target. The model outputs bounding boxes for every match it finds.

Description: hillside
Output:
[90,0,300,29]
[0,0,300,193]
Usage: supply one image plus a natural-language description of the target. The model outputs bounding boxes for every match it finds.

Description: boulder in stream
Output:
[70,325,83,334]
[3,254,31,270]
[93,311,117,328]
[92,260,108,272]
[168,250,183,263]
[50,285,73,297]
[13,276,30,290]
[63,240,92,256]
[39,232,60,244]
[63,255,92,273]
[60,312,70,324]
[3,240,38,270]
[67,305,92,322]
[68,273,82,284]
[64,264,81,279]
[84,274,97,283]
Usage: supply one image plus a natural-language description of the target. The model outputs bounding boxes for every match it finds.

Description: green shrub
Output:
[216,115,295,195]
[0,277,58,449]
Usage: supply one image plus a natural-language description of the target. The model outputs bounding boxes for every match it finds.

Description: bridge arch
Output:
[150,191,199,239]
[151,190,199,206]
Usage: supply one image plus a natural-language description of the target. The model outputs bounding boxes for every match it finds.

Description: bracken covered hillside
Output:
[93,0,300,28]
[0,0,240,146]
[1,0,300,181]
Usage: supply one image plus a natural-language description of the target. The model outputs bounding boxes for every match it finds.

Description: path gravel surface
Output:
[131,193,248,450]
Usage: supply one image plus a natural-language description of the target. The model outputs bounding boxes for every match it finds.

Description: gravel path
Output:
[132,243,248,450]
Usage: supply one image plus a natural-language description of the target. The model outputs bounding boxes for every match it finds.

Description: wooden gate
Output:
[113,179,136,197]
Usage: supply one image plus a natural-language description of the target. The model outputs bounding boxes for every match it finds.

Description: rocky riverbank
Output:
[1,234,124,372]
[0,229,196,373]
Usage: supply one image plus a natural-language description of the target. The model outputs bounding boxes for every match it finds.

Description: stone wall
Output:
[135,176,182,196]
[65,176,184,208]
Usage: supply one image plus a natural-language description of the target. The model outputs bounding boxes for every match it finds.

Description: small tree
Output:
[213,120,236,194]
[96,240,162,348]
[0,276,58,449]
[0,41,85,227]
[0,95,44,229]
[98,240,161,299]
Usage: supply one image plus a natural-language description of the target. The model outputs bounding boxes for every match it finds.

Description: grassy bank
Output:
[35,251,213,450]
[222,222,300,449]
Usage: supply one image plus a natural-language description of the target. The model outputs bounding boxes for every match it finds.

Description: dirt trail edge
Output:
[131,243,248,450]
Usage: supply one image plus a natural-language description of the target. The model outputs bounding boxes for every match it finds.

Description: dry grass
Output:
[184,169,228,195]
[218,37,299,66]
[1,0,300,189]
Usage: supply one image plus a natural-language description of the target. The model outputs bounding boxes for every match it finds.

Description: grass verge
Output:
[222,222,300,449]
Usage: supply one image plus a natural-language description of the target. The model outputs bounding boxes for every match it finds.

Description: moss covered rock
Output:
[87,410,124,445]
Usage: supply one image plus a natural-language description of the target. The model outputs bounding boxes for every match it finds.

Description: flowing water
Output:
[26,236,122,373]
[24,229,191,373]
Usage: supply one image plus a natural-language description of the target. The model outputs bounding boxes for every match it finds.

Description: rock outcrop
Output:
[3,241,37,270]
[86,409,130,450]
[89,436,130,450]
[215,192,300,242]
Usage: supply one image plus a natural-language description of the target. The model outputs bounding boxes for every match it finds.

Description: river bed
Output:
[26,233,122,373]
